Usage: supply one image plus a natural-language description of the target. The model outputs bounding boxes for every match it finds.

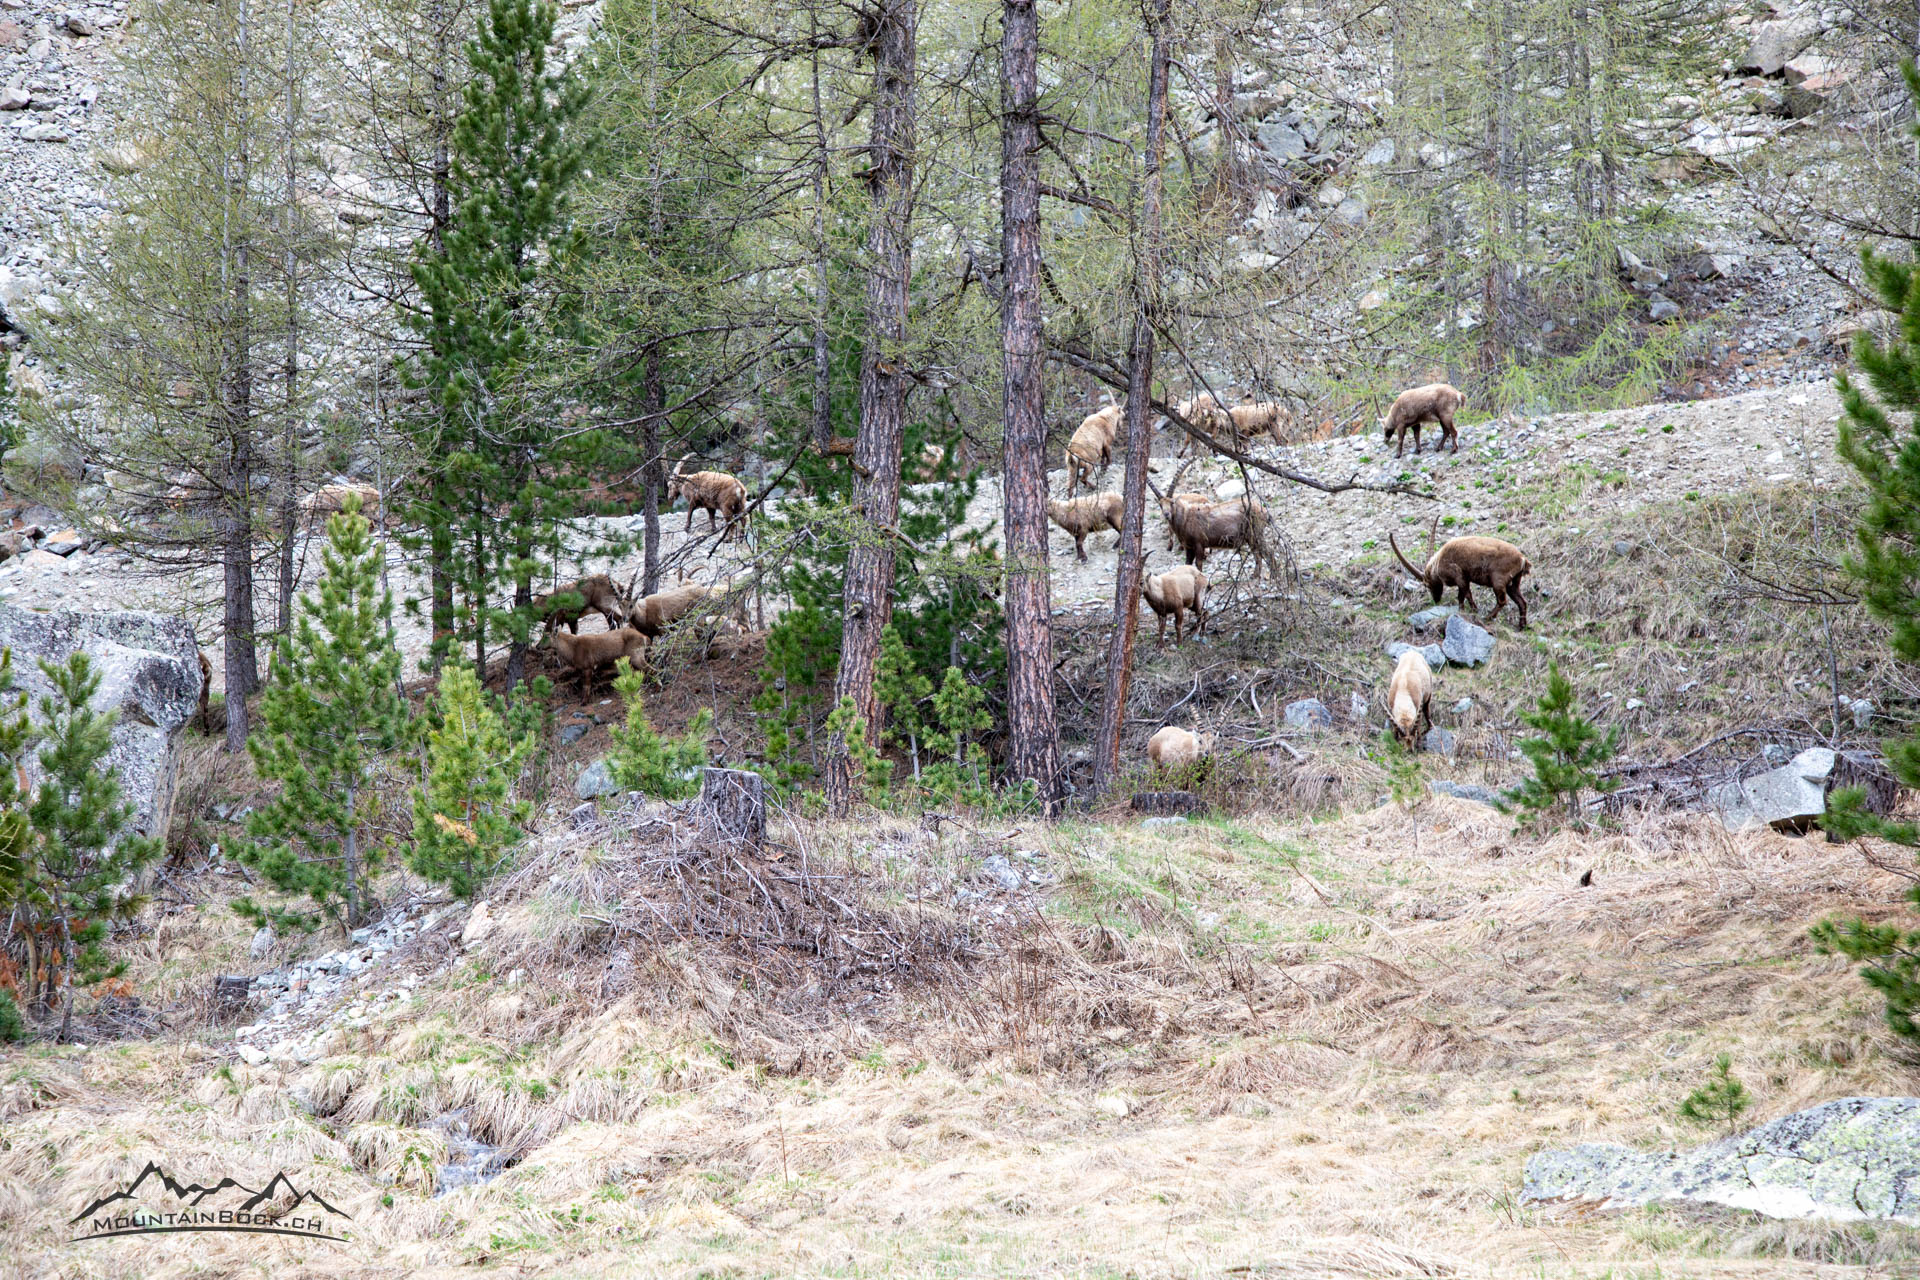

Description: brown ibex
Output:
[1172,393,1237,456]
[1386,648,1435,749]
[1230,398,1291,444]
[628,581,747,637]
[1148,725,1216,768]
[1381,383,1465,457]
[549,626,649,698]
[299,483,381,524]
[1046,492,1125,563]
[535,572,635,634]
[668,457,749,541]
[1389,530,1532,628]
[1142,563,1208,645]
[1161,493,1279,578]
[1065,402,1123,497]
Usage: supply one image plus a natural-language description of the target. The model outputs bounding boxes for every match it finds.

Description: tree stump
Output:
[1131,790,1201,816]
[701,767,765,851]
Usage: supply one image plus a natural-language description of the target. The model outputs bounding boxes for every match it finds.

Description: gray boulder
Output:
[0,607,201,843]
[1283,698,1332,731]
[1740,15,1824,76]
[1523,1097,1920,1225]
[1409,604,1458,629]
[1258,121,1306,162]
[1387,640,1447,670]
[1429,780,1500,807]
[1708,747,1834,831]
[1422,727,1458,758]
[1441,614,1496,667]
[575,757,618,800]
[1649,293,1681,323]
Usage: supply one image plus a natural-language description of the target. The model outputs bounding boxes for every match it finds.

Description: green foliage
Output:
[875,624,932,778]
[1678,1054,1752,1134]
[752,602,838,789]
[1810,126,1920,1039]
[606,659,710,800]
[824,697,893,806]
[409,664,532,898]
[1498,663,1618,831]
[239,499,408,931]
[1386,739,1424,811]
[919,667,996,810]
[0,988,24,1043]
[404,0,592,676]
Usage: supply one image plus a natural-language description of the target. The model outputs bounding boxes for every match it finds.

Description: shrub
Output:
[1678,1053,1751,1134]
[606,659,710,800]
[1499,662,1618,830]
[409,665,532,898]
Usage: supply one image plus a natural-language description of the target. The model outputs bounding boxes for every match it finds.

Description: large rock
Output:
[0,607,202,843]
[575,756,618,799]
[1708,746,1834,832]
[1283,698,1332,731]
[1429,780,1500,807]
[1441,614,1496,667]
[1739,15,1824,76]
[1523,1097,1920,1225]
[1387,640,1447,670]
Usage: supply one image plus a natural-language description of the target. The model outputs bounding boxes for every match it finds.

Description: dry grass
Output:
[2,800,1911,1279]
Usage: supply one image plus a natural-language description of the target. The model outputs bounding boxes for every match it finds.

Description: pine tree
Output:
[1808,169,1920,1039]
[1499,663,1618,830]
[240,497,407,930]
[874,624,931,780]
[23,653,161,1039]
[606,659,710,800]
[1678,1053,1752,1135]
[410,663,531,897]
[824,697,893,806]
[407,0,588,688]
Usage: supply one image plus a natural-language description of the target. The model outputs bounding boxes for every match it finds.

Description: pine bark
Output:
[823,0,916,816]
[1093,0,1170,791]
[999,0,1060,808]
[641,346,665,595]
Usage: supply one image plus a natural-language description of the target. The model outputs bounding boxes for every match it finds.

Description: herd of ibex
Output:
[1048,381,1534,768]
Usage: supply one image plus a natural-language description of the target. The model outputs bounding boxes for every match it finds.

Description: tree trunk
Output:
[999,0,1060,809]
[700,766,765,850]
[223,436,256,752]
[277,0,300,638]
[809,27,834,453]
[425,0,455,672]
[823,0,916,817]
[642,345,664,595]
[1093,0,1170,792]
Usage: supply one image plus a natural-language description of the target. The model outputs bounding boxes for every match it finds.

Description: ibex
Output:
[1065,402,1123,497]
[1141,563,1208,645]
[1381,383,1465,457]
[1389,530,1532,628]
[668,457,749,541]
[549,626,649,698]
[1172,393,1237,456]
[1046,492,1125,563]
[1386,648,1435,749]
[535,573,635,634]
[1230,398,1290,444]
[1161,494,1278,578]
[299,483,381,524]
[1148,725,1216,768]
[628,581,746,637]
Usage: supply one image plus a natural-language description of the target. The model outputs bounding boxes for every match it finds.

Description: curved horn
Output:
[1388,531,1426,582]
[673,454,692,480]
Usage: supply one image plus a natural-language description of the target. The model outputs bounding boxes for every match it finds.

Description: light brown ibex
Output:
[1046,492,1125,563]
[1389,530,1532,628]
[535,572,635,634]
[1065,402,1123,497]
[668,457,749,541]
[1142,563,1208,645]
[1147,725,1216,768]
[299,483,381,524]
[549,627,649,698]
[1381,383,1465,457]
[1172,393,1237,457]
[1230,398,1291,444]
[1386,647,1435,749]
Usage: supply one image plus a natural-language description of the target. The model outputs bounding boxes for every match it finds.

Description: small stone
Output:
[1094,1093,1133,1118]
[1359,137,1395,166]
[1422,727,1457,758]
[1140,815,1189,828]
[62,11,93,34]
[1349,691,1369,722]
[979,853,1024,892]
[1358,288,1388,311]
[1852,698,1874,730]
[235,1044,268,1067]
[575,756,617,799]
[1283,698,1333,730]
[459,900,496,948]
[1387,640,1447,670]
[568,800,599,831]
[1649,293,1681,322]
[1429,780,1500,807]
[249,926,274,960]
[19,122,68,143]
[0,85,28,110]
[1408,604,1458,629]
[1451,698,1473,716]
[1441,614,1496,667]
[557,721,589,746]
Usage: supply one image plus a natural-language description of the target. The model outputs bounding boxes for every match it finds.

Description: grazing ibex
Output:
[1148,725,1216,768]
[628,581,744,637]
[299,483,381,523]
[1065,402,1123,497]
[668,457,749,540]
[1381,383,1465,457]
[535,572,635,634]
[1389,531,1532,628]
[1161,493,1278,578]
[1386,648,1435,749]
[1230,398,1290,444]
[549,626,649,698]
[1142,563,1208,645]
[1047,492,1125,563]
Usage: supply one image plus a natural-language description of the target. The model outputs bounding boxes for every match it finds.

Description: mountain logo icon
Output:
[69,1161,351,1243]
